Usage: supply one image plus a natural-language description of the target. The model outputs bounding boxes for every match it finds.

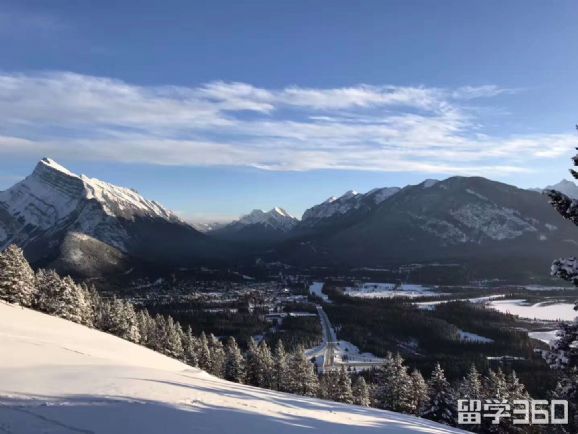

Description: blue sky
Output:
[0,0,577,221]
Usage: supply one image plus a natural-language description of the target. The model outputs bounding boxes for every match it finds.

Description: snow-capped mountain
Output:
[278,176,578,279]
[0,302,462,434]
[213,207,298,244]
[299,186,401,229]
[0,158,228,275]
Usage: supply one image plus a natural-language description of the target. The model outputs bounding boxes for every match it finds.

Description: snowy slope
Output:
[0,302,464,434]
[213,208,299,243]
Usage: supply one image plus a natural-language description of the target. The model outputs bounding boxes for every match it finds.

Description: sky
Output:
[0,0,577,222]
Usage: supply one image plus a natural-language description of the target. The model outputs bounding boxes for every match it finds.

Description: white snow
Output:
[0,302,463,434]
[346,282,438,299]
[487,299,577,321]
[528,330,561,345]
[415,294,506,310]
[0,158,180,250]
[309,281,330,302]
[457,330,494,344]
[233,208,298,231]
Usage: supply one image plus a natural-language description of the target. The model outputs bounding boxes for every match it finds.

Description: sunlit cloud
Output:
[0,71,571,175]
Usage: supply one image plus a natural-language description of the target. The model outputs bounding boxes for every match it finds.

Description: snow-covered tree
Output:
[0,244,36,307]
[551,368,578,432]
[409,369,429,415]
[164,316,184,359]
[286,345,319,397]
[137,309,155,348]
[97,297,141,342]
[208,334,226,378]
[483,368,509,401]
[35,270,87,324]
[375,353,413,413]
[257,341,275,389]
[273,340,289,391]
[197,332,212,372]
[458,364,483,401]
[224,336,246,383]
[182,326,199,367]
[352,376,371,407]
[422,363,456,426]
[245,338,261,386]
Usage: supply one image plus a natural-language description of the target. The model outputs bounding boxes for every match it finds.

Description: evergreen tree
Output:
[257,341,275,389]
[375,353,413,413]
[197,332,212,372]
[409,369,429,415]
[286,345,319,397]
[208,334,226,378]
[224,336,246,383]
[98,298,141,342]
[422,363,456,426]
[483,368,509,400]
[164,316,184,359]
[136,309,155,348]
[352,376,371,407]
[551,368,578,433]
[245,338,261,386]
[77,283,95,327]
[335,367,353,404]
[320,370,339,400]
[0,245,36,307]
[273,340,289,391]
[458,364,483,401]
[35,270,85,324]
[182,326,199,367]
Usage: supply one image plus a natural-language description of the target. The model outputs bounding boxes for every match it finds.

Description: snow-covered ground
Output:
[457,330,494,344]
[346,282,439,299]
[528,330,560,345]
[309,281,330,302]
[415,294,506,310]
[0,302,464,434]
[487,299,577,321]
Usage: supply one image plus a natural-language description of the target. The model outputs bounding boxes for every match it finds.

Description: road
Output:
[311,304,384,373]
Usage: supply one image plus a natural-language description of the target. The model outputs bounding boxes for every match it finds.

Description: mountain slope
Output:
[0,302,463,434]
[298,187,401,233]
[0,158,229,275]
[278,177,578,279]
[214,208,299,243]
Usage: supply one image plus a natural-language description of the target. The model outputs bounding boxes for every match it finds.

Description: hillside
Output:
[0,302,464,434]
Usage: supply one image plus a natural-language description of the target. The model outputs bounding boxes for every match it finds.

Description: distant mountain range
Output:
[1,158,577,280]
[212,208,298,244]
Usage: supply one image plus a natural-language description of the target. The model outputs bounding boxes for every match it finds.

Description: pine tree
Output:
[197,332,212,372]
[335,367,353,404]
[208,334,226,378]
[164,316,184,359]
[286,345,319,397]
[375,353,413,413]
[483,368,509,401]
[182,326,199,367]
[409,369,429,415]
[422,363,456,426]
[137,309,155,348]
[0,245,36,307]
[245,338,261,386]
[273,340,289,391]
[257,341,275,389]
[458,364,483,401]
[35,270,85,324]
[352,376,371,407]
[77,283,95,327]
[224,336,246,383]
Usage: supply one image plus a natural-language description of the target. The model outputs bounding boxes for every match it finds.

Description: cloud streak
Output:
[0,71,570,175]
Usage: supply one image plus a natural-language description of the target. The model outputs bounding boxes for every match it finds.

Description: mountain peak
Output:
[37,157,77,177]
[544,179,578,199]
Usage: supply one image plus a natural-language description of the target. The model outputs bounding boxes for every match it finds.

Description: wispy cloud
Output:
[0,71,571,175]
